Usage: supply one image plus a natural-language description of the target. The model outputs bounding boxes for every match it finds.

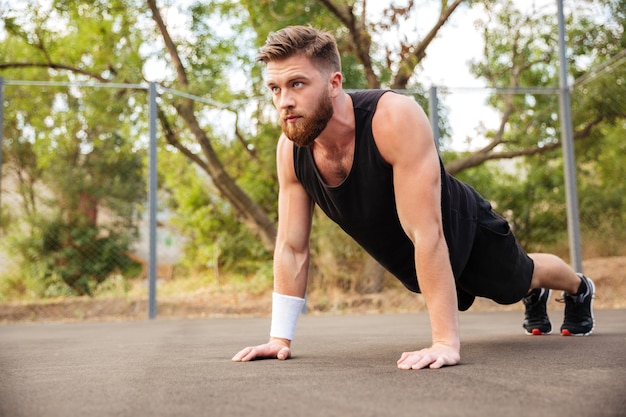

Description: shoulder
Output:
[277,134,292,158]
[277,134,293,166]
[374,92,427,125]
[372,92,434,165]
[276,134,298,183]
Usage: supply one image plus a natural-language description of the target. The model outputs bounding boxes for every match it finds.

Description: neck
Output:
[314,92,354,150]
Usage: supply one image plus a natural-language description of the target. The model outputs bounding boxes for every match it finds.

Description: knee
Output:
[528,253,577,291]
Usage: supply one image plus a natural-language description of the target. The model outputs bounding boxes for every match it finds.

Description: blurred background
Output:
[0,0,624,316]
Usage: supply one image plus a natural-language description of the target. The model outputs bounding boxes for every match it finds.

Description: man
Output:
[232,26,595,370]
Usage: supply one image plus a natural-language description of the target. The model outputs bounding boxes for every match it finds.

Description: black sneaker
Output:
[560,274,595,336]
[522,288,552,335]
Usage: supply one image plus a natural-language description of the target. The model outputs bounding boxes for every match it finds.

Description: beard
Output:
[280,89,334,147]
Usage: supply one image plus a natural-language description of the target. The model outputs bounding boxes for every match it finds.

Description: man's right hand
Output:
[231,338,291,362]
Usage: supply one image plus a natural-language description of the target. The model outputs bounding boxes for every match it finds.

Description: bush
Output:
[7,217,137,297]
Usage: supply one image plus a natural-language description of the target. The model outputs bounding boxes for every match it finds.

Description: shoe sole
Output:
[526,328,552,336]
[561,328,592,336]
[561,276,595,337]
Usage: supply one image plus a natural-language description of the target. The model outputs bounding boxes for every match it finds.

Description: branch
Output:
[446,144,543,176]
[157,106,209,172]
[232,111,276,180]
[0,62,109,82]
[146,0,189,88]
[233,112,258,161]
[445,115,605,175]
[391,0,465,88]
[318,0,380,88]
[475,88,518,155]
[317,0,352,27]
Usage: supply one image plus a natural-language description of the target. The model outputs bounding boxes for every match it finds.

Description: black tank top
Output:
[293,90,483,309]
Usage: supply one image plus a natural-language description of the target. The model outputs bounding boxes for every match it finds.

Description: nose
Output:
[277,89,295,110]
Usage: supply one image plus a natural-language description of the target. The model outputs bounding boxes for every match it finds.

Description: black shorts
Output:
[456,201,534,307]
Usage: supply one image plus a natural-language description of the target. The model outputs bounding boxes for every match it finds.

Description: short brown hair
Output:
[257,26,341,73]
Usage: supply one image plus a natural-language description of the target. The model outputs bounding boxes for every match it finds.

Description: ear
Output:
[329,71,343,98]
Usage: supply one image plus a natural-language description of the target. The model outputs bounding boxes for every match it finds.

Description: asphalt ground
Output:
[1,309,625,417]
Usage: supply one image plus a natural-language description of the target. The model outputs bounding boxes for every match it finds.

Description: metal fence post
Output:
[148,82,158,319]
[0,77,4,226]
[0,77,4,227]
[428,86,441,153]
[557,0,583,273]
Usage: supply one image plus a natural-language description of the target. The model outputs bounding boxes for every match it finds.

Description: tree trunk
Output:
[176,102,277,252]
[148,0,277,253]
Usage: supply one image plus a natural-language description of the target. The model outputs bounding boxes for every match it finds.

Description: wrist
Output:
[432,334,460,350]
[269,292,306,341]
[269,337,291,347]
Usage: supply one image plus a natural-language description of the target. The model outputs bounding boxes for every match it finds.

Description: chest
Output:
[311,141,355,187]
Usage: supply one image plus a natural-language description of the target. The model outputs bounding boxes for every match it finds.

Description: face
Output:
[266,55,335,147]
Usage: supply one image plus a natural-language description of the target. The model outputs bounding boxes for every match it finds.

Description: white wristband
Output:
[270,292,306,341]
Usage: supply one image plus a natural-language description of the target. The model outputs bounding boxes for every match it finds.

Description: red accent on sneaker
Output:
[562,329,572,336]
[531,329,543,335]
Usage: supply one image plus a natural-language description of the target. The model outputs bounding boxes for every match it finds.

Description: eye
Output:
[269,85,280,94]
[293,81,303,88]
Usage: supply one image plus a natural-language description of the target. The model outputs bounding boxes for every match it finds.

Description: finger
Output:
[429,357,445,369]
[277,347,291,360]
[397,350,421,364]
[396,351,412,365]
[399,352,436,370]
[397,352,425,370]
[231,347,253,362]
[240,346,266,362]
[240,347,259,362]
[411,356,433,370]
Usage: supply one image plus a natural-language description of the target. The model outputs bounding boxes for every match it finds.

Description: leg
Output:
[528,253,581,294]
[527,253,595,336]
[460,202,593,335]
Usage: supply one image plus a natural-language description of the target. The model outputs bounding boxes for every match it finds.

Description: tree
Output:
[145,0,279,252]
[456,0,626,257]
[0,1,150,295]
[1,77,146,296]
[2,0,475,294]
[1,0,623,297]
[448,0,625,174]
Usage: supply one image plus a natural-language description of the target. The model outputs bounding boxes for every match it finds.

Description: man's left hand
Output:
[396,343,460,370]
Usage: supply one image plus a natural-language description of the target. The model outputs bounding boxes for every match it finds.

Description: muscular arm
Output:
[373,93,460,370]
[232,135,313,362]
[273,135,314,298]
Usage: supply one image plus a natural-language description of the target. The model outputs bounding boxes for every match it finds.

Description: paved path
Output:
[1,309,625,417]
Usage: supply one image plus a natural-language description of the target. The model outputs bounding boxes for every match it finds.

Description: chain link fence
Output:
[1,59,625,312]
[431,53,626,263]
[0,80,155,302]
